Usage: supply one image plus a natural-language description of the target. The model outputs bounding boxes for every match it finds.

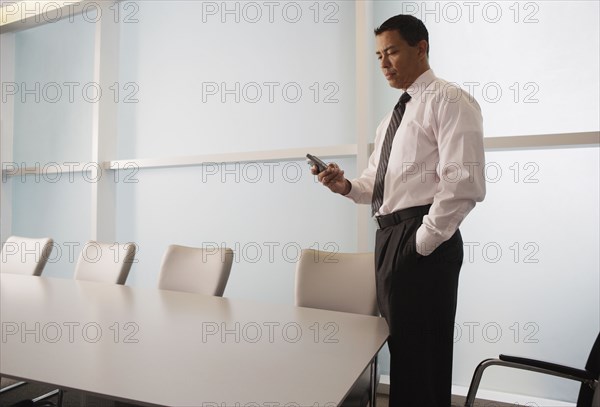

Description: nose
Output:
[380,54,390,69]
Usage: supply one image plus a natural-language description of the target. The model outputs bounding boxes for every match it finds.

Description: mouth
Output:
[384,72,396,80]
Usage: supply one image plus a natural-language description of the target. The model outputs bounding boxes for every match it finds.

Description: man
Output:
[312,15,486,407]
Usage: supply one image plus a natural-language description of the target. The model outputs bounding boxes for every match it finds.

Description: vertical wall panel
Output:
[6,11,96,278]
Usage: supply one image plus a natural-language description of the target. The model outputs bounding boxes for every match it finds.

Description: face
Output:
[376,30,429,90]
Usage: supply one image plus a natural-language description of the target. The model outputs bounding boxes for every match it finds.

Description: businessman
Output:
[313,15,486,407]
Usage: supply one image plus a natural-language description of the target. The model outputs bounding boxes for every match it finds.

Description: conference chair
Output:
[158,244,233,296]
[73,241,136,285]
[464,331,600,407]
[0,236,54,276]
[295,249,379,407]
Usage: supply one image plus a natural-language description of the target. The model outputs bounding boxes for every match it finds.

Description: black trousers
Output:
[375,206,463,407]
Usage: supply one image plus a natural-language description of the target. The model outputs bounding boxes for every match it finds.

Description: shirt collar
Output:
[404,69,436,101]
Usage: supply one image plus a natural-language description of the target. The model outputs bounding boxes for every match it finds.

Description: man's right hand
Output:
[311,163,352,196]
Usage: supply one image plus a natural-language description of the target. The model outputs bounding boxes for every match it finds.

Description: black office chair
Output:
[464,331,600,407]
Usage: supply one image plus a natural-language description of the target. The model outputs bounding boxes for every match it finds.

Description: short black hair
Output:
[374,14,429,56]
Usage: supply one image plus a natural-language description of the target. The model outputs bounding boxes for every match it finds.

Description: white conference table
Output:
[0,274,389,406]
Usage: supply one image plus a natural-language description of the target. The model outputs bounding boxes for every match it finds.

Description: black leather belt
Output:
[375,204,432,229]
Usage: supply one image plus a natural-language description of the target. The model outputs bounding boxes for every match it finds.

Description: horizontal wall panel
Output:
[371,1,599,139]
[12,12,95,164]
[369,147,599,396]
[10,172,93,279]
[115,157,358,305]
[117,1,357,159]
[453,146,599,402]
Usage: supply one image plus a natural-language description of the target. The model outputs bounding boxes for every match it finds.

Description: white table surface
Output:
[0,274,389,407]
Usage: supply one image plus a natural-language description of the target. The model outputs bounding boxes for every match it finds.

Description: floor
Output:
[376,393,511,407]
[0,379,513,407]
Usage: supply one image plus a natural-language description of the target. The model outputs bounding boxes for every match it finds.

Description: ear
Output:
[417,39,429,59]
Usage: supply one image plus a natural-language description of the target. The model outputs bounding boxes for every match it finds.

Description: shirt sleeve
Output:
[416,90,486,256]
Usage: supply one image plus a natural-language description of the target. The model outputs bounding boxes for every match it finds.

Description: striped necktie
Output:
[371,92,412,216]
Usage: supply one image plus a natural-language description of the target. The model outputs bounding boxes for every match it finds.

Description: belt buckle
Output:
[375,216,383,229]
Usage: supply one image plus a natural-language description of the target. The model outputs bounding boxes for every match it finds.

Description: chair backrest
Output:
[585,332,600,375]
[158,245,233,296]
[74,241,136,285]
[577,331,600,407]
[1,236,54,276]
[295,249,377,316]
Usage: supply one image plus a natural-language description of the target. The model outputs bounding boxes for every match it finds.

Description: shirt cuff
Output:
[344,180,361,202]
[415,224,445,256]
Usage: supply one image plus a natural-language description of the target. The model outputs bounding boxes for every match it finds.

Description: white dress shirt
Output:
[346,69,486,256]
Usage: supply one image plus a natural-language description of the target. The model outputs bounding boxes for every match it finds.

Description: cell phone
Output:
[306,154,328,173]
